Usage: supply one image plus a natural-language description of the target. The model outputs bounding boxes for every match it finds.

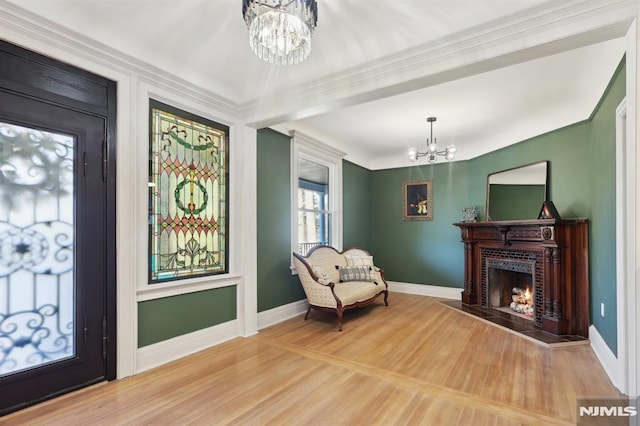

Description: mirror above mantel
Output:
[485,161,548,221]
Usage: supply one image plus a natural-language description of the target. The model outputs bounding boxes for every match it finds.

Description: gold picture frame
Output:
[403,180,433,221]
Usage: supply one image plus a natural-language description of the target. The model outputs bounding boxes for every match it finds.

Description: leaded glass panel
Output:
[149,101,229,282]
[0,122,75,376]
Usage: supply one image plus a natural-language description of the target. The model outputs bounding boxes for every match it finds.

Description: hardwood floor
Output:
[1,293,622,425]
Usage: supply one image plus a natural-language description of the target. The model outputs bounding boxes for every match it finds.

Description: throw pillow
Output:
[311,265,330,284]
[345,255,374,267]
[339,265,373,283]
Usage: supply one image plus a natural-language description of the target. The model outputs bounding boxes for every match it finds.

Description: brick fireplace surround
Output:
[454,219,589,338]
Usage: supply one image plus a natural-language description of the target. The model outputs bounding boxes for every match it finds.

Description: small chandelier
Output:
[408,117,457,163]
[242,0,318,66]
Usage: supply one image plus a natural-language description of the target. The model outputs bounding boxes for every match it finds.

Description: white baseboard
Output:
[589,324,623,392]
[258,299,308,330]
[388,281,462,300]
[136,319,240,374]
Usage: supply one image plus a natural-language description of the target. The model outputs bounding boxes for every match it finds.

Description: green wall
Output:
[343,160,373,249]
[466,122,592,218]
[370,162,469,287]
[588,59,625,354]
[138,286,237,347]
[255,132,375,312]
[256,128,305,312]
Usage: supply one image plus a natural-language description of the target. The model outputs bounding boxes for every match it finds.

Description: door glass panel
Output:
[0,122,75,377]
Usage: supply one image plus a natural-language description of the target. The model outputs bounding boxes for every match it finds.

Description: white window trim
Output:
[290,130,346,272]
[136,89,241,302]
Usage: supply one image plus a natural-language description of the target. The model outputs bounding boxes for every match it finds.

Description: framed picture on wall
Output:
[402,180,433,221]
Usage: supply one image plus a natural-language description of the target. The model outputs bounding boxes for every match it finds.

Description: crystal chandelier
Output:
[408,117,457,163]
[242,0,318,66]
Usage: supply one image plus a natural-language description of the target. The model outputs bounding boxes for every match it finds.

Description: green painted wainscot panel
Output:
[138,286,237,347]
[256,128,305,312]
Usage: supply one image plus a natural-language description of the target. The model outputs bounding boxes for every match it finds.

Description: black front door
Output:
[0,41,116,415]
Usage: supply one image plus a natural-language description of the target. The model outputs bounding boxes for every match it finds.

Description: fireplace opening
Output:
[488,263,535,321]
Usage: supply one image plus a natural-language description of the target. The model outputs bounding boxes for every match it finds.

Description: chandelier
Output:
[408,117,457,163]
[242,0,318,66]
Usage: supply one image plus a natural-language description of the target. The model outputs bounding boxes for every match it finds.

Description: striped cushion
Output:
[339,265,373,283]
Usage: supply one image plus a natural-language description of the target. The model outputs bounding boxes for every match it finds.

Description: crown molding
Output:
[0,0,242,120]
[241,0,636,128]
[290,130,347,159]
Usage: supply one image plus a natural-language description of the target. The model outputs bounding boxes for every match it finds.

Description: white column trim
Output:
[628,16,639,399]
[616,97,630,395]
[234,124,258,337]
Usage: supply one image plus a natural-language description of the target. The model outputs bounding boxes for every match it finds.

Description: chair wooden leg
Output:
[304,306,311,320]
[336,309,343,331]
[384,290,389,306]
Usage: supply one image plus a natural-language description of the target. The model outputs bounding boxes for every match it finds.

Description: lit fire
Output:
[510,286,534,316]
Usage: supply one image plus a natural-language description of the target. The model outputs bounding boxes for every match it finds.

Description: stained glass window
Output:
[148,100,229,283]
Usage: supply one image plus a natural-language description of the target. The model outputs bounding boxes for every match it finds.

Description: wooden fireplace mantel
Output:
[453,219,589,337]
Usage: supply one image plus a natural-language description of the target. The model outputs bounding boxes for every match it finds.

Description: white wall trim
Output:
[627,16,639,399]
[388,281,461,300]
[235,124,259,337]
[590,325,622,391]
[137,276,241,302]
[257,300,308,330]
[136,320,241,374]
[615,97,630,396]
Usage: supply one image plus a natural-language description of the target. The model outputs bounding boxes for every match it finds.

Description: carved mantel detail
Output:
[454,219,589,337]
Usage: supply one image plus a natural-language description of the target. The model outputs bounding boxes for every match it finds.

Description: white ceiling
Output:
[6,0,629,169]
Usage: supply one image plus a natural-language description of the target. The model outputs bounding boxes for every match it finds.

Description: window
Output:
[291,131,345,259]
[297,159,330,254]
[148,99,229,283]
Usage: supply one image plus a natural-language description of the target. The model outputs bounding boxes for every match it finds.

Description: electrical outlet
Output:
[601,303,605,317]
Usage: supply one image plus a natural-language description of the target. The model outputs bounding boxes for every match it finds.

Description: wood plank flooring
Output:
[1,293,622,425]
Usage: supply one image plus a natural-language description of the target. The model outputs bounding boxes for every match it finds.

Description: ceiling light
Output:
[242,0,318,66]
[408,117,456,164]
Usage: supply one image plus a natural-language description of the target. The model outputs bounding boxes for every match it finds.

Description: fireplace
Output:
[454,219,589,337]
[487,259,535,321]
